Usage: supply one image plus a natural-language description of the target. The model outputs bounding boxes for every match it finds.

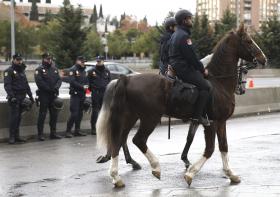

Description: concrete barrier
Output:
[0,87,280,141]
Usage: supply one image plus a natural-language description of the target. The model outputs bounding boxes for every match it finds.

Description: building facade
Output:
[1,0,92,23]
[196,0,280,30]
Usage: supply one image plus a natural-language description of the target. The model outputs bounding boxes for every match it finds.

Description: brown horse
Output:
[96,24,267,187]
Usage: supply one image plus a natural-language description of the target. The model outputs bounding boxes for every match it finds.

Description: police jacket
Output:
[160,31,173,66]
[34,63,62,95]
[87,65,111,92]
[4,63,33,99]
[169,25,204,75]
[68,64,88,96]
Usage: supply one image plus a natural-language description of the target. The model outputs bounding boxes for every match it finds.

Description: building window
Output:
[46,0,51,3]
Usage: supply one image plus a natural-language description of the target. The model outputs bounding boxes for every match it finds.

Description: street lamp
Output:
[10,0,16,58]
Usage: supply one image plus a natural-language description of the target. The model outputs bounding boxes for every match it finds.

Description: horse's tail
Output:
[96,75,128,151]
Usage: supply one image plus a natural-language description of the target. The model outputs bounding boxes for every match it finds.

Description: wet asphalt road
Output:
[0,113,280,197]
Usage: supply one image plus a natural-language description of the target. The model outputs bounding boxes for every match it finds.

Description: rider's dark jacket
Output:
[169,25,204,77]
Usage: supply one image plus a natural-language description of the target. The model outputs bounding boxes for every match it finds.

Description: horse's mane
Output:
[207,31,238,76]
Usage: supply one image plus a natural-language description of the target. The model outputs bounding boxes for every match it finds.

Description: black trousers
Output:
[178,71,212,119]
[66,94,85,132]
[37,93,58,136]
[8,95,25,140]
[91,90,104,130]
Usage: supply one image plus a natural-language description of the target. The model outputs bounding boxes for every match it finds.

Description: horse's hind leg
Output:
[110,142,124,188]
[185,122,216,186]
[216,121,240,184]
[123,142,141,170]
[132,116,161,179]
[181,121,199,168]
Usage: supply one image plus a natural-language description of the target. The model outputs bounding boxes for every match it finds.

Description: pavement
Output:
[0,113,280,196]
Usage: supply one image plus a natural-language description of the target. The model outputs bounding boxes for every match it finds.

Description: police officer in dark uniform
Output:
[159,17,177,75]
[87,56,111,135]
[169,9,211,126]
[35,53,62,141]
[4,53,34,144]
[65,56,88,138]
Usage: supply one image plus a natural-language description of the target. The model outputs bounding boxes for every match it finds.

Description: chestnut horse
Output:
[96,24,267,187]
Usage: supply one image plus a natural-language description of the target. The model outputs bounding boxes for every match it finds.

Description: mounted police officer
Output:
[35,53,62,141]
[159,17,177,75]
[87,56,111,135]
[4,53,34,144]
[169,9,211,126]
[65,56,88,138]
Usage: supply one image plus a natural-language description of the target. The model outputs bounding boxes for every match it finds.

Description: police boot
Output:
[91,126,96,135]
[38,130,45,141]
[15,129,26,143]
[50,129,62,140]
[9,130,16,145]
[74,129,87,137]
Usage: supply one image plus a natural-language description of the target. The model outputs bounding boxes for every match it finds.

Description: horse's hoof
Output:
[152,171,161,180]
[96,155,110,163]
[184,174,192,186]
[230,175,241,184]
[132,163,141,170]
[114,180,125,188]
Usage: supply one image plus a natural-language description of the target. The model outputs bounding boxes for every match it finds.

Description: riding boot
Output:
[50,129,62,140]
[15,129,26,143]
[193,90,210,127]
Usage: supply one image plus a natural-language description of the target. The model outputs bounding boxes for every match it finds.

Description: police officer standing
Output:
[169,9,211,126]
[4,53,34,144]
[87,56,111,135]
[65,56,88,138]
[159,17,176,75]
[35,53,62,141]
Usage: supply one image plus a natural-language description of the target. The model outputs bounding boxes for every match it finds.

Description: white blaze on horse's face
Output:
[238,25,267,66]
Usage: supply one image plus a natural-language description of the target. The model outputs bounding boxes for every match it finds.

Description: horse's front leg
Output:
[184,122,216,186]
[217,121,241,184]
[181,121,199,168]
[122,142,141,170]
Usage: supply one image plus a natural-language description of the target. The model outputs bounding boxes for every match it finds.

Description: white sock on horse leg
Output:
[185,156,207,178]
[221,152,234,176]
[109,156,122,184]
[145,149,160,172]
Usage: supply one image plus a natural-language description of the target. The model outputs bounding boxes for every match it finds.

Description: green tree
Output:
[99,4,103,18]
[90,4,98,30]
[52,0,87,68]
[110,16,119,29]
[254,16,280,67]
[107,30,129,58]
[0,21,37,60]
[42,10,55,24]
[30,0,39,21]
[214,8,237,43]
[82,29,103,60]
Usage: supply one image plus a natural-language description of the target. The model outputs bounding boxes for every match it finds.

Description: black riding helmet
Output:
[175,9,193,25]
[164,17,177,30]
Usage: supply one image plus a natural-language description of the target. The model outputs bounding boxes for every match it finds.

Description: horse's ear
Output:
[237,23,245,36]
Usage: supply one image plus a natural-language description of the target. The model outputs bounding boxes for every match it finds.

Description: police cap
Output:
[42,52,52,59]
[76,56,87,63]
[13,53,23,60]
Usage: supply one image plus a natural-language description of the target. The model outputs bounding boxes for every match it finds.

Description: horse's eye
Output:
[247,40,253,44]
